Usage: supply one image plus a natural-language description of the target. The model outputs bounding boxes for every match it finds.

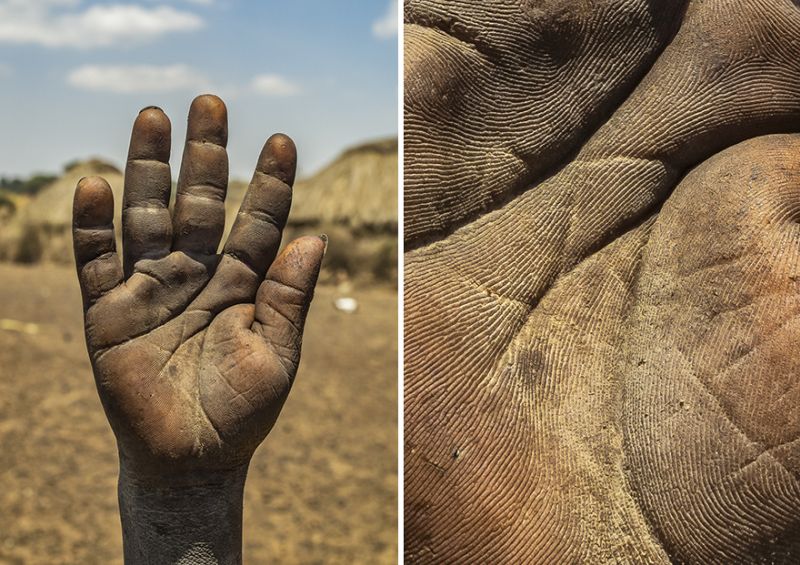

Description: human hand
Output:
[404,1,800,562]
[72,94,325,564]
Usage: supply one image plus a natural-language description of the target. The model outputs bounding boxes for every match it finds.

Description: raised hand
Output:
[404,1,800,562]
[72,95,325,564]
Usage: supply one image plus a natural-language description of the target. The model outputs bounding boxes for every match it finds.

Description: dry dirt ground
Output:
[0,263,397,564]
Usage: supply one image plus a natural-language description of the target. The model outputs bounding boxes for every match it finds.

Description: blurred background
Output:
[0,1,397,563]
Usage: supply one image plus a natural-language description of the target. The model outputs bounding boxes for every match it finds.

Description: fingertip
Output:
[286,234,326,260]
[257,133,297,186]
[136,105,169,125]
[187,94,228,145]
[129,107,171,161]
[191,93,226,114]
[269,235,325,289]
[74,176,114,227]
[139,105,163,114]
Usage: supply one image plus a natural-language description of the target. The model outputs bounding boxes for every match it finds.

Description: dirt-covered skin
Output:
[404,1,800,562]
[73,95,325,564]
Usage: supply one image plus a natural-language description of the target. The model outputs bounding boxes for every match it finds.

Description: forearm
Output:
[118,464,248,565]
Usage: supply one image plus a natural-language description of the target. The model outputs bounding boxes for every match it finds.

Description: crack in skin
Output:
[195,327,224,449]
[404,11,502,62]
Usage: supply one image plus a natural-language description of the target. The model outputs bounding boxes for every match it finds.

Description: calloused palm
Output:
[405,0,800,562]
[72,95,325,481]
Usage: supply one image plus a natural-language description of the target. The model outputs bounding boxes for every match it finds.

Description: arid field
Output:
[0,262,397,564]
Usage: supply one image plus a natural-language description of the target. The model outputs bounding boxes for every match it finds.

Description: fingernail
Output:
[318,234,328,256]
[139,105,163,114]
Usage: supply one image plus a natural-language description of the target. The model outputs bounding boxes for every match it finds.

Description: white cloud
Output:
[68,64,208,93]
[251,74,300,97]
[0,1,203,48]
[372,0,397,39]
[66,66,300,97]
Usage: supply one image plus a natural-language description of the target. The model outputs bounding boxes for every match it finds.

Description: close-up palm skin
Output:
[405,1,800,563]
[72,95,325,562]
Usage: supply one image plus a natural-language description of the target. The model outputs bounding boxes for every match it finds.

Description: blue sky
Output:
[0,0,398,180]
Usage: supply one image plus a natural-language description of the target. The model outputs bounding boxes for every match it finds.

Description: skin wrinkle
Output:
[405,0,800,561]
[667,332,799,479]
[712,309,800,382]
[486,209,661,383]
[262,301,303,336]
[404,0,689,248]
[178,190,227,204]
[403,20,499,63]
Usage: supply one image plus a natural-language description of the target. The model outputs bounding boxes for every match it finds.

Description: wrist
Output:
[118,462,248,565]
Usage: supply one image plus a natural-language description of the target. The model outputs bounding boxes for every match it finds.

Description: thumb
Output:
[253,235,326,356]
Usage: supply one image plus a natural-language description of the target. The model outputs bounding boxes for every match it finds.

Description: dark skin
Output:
[72,94,325,564]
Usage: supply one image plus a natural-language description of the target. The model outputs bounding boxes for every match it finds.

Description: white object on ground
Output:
[333,297,359,314]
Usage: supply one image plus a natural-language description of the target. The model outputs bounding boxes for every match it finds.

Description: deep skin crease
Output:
[405,0,800,562]
[72,94,325,564]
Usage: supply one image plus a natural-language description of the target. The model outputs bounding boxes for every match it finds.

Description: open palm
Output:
[72,95,325,480]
